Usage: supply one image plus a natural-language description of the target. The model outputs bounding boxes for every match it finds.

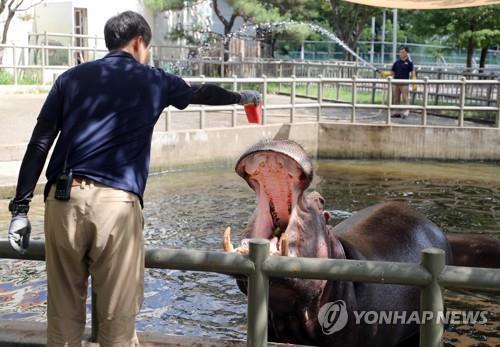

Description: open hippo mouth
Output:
[223,140,314,257]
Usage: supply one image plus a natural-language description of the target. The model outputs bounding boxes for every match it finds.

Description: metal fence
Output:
[0,239,499,347]
[1,42,500,84]
[171,76,500,129]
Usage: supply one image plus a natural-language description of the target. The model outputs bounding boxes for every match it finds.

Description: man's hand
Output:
[8,201,31,255]
[239,90,262,106]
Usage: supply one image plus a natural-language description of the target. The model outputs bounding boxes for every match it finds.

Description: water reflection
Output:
[0,160,499,345]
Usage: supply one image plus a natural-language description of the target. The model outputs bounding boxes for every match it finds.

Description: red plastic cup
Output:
[244,102,263,124]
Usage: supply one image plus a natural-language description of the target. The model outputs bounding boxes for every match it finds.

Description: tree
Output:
[0,0,43,44]
[408,5,500,68]
[328,1,380,60]
[146,0,285,61]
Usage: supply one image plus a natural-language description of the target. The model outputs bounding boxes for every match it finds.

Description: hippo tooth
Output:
[223,227,235,252]
[236,247,249,254]
[280,233,289,256]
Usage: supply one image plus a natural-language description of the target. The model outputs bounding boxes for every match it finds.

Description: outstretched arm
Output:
[190,84,261,106]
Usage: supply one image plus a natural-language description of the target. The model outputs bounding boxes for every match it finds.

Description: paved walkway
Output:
[0,93,488,145]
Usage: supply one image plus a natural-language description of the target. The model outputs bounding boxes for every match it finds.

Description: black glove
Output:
[238,90,262,106]
[8,200,31,255]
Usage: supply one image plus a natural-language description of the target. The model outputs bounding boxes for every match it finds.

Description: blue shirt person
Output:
[7,11,261,346]
[390,46,416,118]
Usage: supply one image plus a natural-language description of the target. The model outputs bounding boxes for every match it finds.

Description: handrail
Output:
[0,239,499,347]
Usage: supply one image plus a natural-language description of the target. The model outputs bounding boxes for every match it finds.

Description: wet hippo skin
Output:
[223,139,499,347]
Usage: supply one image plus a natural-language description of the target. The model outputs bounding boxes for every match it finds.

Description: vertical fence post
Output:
[422,77,429,126]
[200,75,206,129]
[165,108,172,132]
[290,75,296,123]
[435,70,442,105]
[486,73,495,107]
[496,78,500,128]
[94,35,98,61]
[419,248,445,347]
[247,239,270,347]
[371,70,377,104]
[351,76,357,123]
[262,75,267,125]
[91,279,98,343]
[317,74,323,122]
[306,64,311,96]
[44,32,48,67]
[41,42,46,85]
[12,44,18,85]
[459,77,466,127]
[232,75,238,127]
[387,77,393,124]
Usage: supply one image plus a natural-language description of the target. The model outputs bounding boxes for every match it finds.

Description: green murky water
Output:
[0,160,499,345]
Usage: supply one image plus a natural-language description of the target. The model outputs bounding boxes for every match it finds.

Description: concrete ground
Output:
[0,320,309,347]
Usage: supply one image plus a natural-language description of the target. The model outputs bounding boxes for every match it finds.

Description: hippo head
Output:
[224,140,340,317]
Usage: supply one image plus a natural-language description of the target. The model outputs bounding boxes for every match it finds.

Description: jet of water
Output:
[226,21,379,72]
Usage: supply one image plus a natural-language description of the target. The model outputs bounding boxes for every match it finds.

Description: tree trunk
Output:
[479,46,488,70]
[466,37,474,68]
[0,8,15,65]
[1,10,15,44]
[223,40,230,63]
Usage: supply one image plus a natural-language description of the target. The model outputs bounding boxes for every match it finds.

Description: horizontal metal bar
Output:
[146,248,255,276]
[0,240,254,276]
[262,256,432,286]
[2,239,500,292]
[439,266,500,291]
[0,44,107,52]
[0,240,45,261]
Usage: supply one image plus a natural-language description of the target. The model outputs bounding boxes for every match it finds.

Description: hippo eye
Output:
[319,197,325,205]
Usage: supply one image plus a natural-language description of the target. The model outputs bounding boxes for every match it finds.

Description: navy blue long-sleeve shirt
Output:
[13,50,241,207]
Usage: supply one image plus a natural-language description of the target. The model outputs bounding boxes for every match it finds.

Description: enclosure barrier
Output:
[170,76,500,129]
[0,239,499,347]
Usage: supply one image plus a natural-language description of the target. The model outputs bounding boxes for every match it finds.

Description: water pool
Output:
[0,160,499,345]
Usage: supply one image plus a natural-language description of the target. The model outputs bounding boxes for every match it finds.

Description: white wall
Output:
[33,1,73,45]
[2,0,155,48]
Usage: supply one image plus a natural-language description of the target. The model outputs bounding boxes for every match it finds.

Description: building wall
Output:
[1,0,154,47]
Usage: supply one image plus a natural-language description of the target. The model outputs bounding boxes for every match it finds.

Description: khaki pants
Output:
[44,179,144,347]
[392,84,410,117]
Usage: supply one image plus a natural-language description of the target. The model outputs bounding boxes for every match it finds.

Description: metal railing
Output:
[170,76,500,129]
[2,42,499,83]
[0,239,499,347]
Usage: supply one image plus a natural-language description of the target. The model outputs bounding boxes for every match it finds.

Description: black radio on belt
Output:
[54,149,73,201]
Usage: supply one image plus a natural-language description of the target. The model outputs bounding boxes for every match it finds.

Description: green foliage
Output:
[0,69,14,84]
[408,5,500,48]
[144,0,188,11]
[229,0,283,23]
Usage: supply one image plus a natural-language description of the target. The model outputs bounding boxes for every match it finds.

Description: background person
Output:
[391,46,416,118]
[7,11,261,347]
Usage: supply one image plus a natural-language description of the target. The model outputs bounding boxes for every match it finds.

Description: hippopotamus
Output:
[222,139,500,347]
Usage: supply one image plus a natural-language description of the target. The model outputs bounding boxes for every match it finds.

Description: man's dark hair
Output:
[104,11,152,50]
[400,46,410,53]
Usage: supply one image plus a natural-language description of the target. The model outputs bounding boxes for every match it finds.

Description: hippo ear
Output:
[323,211,331,224]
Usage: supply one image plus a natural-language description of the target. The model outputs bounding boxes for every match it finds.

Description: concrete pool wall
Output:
[148,122,500,171]
[1,122,499,195]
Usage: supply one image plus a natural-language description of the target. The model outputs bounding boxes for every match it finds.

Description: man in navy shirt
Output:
[7,11,260,346]
[391,46,415,118]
